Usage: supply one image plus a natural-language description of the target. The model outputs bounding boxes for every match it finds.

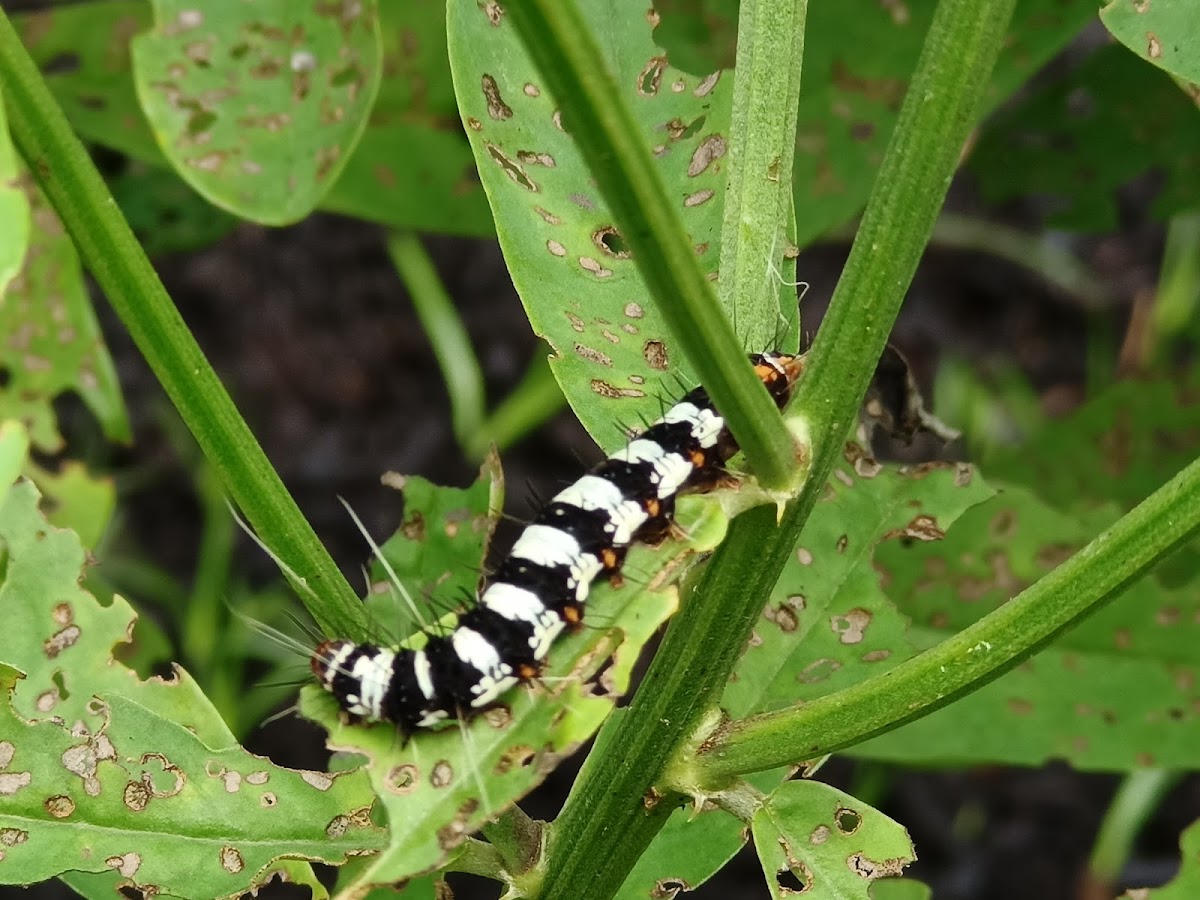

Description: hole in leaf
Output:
[835,807,861,834]
[52,670,70,701]
[594,227,630,258]
[776,867,807,892]
[680,115,707,140]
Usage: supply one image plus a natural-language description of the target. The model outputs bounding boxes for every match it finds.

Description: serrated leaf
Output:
[724,449,992,718]
[304,495,730,888]
[753,781,914,900]
[446,0,797,451]
[130,0,383,225]
[0,94,30,297]
[971,43,1200,232]
[0,173,130,451]
[1121,817,1200,898]
[24,460,115,552]
[0,478,229,746]
[1102,0,1200,86]
[0,667,385,897]
[858,485,1200,769]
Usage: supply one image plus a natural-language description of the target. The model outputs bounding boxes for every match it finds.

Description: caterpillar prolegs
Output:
[311,351,803,734]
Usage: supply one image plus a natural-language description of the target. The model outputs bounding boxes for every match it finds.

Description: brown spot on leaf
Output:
[516,150,555,167]
[884,514,944,542]
[593,226,630,258]
[123,781,150,812]
[534,205,560,224]
[591,380,646,399]
[651,878,691,900]
[220,846,244,873]
[810,824,831,844]
[830,608,871,644]
[486,144,536,191]
[546,239,567,257]
[495,745,536,776]
[574,344,613,366]
[638,56,667,95]
[579,256,613,278]
[300,770,334,791]
[687,134,728,176]
[0,829,28,847]
[796,547,814,565]
[385,764,418,794]
[624,302,644,319]
[44,795,74,819]
[846,851,908,879]
[105,852,140,878]
[437,799,480,850]
[798,658,841,683]
[1147,32,1162,59]
[683,189,715,207]
[1008,698,1033,716]
[0,773,31,795]
[431,760,454,788]
[643,340,669,370]
[44,625,80,658]
[481,74,512,120]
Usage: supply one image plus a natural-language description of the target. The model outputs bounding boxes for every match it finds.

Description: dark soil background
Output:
[54,196,1198,900]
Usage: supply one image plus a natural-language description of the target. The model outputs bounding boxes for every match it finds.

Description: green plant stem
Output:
[698,452,1200,779]
[386,231,486,450]
[0,11,368,640]
[718,0,808,351]
[465,350,566,461]
[501,0,796,491]
[1150,210,1200,363]
[791,0,1016,497]
[538,501,819,900]
[482,807,543,878]
[534,1,1017,896]
[1087,768,1181,889]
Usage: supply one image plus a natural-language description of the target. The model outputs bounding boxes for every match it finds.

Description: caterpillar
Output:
[311,351,803,734]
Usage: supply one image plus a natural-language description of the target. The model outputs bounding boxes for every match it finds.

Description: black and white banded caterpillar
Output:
[311,351,802,734]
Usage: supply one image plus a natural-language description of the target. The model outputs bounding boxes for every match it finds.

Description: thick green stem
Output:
[718,0,808,350]
[0,12,368,639]
[698,453,1200,779]
[501,0,797,490]
[537,501,819,900]
[533,0,1017,896]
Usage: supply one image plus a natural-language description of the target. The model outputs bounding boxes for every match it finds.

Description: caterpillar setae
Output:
[311,351,803,734]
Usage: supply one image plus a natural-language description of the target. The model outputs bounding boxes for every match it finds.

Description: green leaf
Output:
[0,422,30,506]
[0,92,30,296]
[870,878,933,900]
[1121,818,1200,898]
[20,1,492,237]
[985,366,1200,516]
[368,455,502,631]
[752,781,914,899]
[129,0,383,225]
[789,0,1093,246]
[971,43,1200,232]
[724,449,993,718]
[0,667,385,896]
[1102,0,1200,85]
[0,172,130,451]
[24,459,115,551]
[302,494,730,889]
[0,477,229,746]
[16,3,163,163]
[109,161,239,255]
[858,484,1200,769]
[321,2,494,237]
[447,0,798,451]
